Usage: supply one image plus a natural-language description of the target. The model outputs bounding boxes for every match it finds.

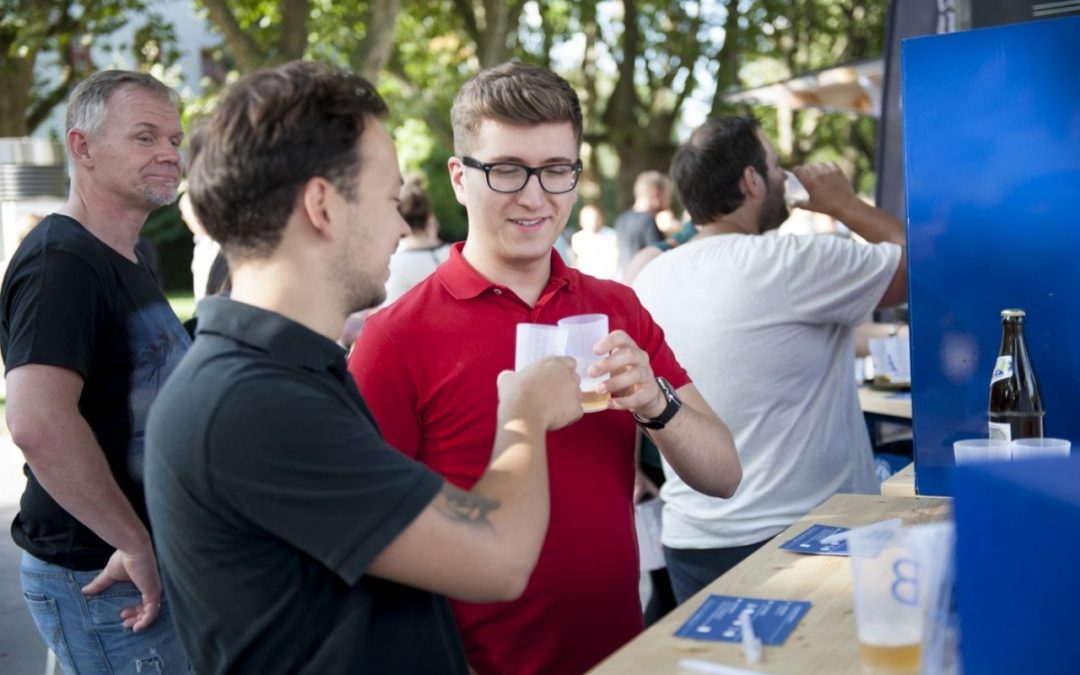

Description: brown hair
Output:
[187,61,388,260]
[670,116,768,223]
[398,177,432,232]
[451,62,583,156]
[633,171,672,200]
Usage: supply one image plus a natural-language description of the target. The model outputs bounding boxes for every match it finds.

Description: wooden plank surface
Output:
[858,387,912,419]
[589,494,950,674]
[880,462,916,497]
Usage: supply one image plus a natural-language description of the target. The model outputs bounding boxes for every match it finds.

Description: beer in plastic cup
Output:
[847,519,923,673]
[558,314,611,413]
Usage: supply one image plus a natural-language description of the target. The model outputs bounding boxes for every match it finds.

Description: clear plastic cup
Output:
[847,519,924,673]
[557,314,611,413]
[514,323,568,371]
[953,438,1011,465]
[784,170,809,207]
[1010,437,1071,460]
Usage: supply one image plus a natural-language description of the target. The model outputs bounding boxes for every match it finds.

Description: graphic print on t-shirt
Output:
[126,302,190,482]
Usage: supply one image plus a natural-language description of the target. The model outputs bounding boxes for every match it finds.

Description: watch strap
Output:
[634,377,682,430]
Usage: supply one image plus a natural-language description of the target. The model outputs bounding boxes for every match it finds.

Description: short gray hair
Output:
[66,70,178,139]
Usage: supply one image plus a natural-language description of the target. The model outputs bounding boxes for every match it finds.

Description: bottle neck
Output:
[1000,317,1025,356]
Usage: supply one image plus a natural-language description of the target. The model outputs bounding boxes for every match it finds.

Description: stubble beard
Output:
[333,246,385,316]
[143,182,179,209]
[758,183,789,233]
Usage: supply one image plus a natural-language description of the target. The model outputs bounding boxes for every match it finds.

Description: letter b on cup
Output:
[891,557,920,607]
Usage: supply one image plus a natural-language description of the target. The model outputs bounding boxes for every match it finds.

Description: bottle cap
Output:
[1001,309,1025,318]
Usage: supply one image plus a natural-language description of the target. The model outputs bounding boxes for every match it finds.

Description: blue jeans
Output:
[663,540,771,604]
[20,552,189,674]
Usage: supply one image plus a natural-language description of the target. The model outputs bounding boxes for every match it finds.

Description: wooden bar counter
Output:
[880,462,916,497]
[857,387,912,420]
[589,494,950,674]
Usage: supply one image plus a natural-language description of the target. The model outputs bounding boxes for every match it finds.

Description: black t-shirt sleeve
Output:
[642,218,663,246]
[206,374,444,586]
[2,248,106,377]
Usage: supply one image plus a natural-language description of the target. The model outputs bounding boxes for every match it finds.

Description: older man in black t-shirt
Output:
[144,61,583,674]
[0,71,190,673]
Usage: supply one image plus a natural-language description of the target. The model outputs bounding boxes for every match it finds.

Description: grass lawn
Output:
[167,291,196,323]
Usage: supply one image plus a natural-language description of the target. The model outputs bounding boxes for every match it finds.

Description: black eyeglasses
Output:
[461,156,583,194]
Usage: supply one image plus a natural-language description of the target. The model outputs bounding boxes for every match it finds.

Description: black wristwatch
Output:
[633,377,683,430]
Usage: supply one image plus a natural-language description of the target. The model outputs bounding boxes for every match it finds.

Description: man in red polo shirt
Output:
[348,62,742,675]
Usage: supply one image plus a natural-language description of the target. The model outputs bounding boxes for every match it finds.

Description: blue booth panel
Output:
[902,16,1080,495]
[953,456,1080,674]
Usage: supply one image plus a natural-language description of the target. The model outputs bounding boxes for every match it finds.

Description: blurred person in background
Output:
[383,176,450,306]
[614,170,672,279]
[570,203,618,280]
[179,190,221,303]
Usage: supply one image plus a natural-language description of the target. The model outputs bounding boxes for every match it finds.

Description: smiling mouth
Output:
[510,217,546,229]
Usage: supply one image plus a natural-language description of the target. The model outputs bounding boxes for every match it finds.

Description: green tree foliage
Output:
[736,0,887,190]
[187,0,890,233]
[0,0,178,136]
[13,0,890,248]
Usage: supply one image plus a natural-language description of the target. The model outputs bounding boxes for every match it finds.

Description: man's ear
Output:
[447,156,467,206]
[300,177,334,238]
[740,165,765,201]
[67,129,92,168]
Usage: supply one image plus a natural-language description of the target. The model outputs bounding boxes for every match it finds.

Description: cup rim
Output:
[1010,437,1070,447]
[953,438,1011,448]
[557,313,608,327]
[517,322,567,334]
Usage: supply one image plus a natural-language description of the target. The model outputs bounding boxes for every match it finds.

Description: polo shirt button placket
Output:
[493,288,502,295]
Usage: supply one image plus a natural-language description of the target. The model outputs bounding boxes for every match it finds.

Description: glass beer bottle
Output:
[988,309,1044,440]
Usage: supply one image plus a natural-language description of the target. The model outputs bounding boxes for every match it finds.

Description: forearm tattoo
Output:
[436,484,500,527]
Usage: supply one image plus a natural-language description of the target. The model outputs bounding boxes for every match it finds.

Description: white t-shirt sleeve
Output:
[782,235,901,326]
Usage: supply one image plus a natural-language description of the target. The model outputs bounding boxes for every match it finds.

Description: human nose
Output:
[514,173,545,207]
[157,140,181,165]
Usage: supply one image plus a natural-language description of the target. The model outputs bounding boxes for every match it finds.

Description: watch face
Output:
[658,377,680,405]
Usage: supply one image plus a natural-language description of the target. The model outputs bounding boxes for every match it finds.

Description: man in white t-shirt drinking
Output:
[632,115,907,602]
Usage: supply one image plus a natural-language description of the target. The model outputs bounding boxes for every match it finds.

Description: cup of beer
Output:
[847,519,925,674]
[557,314,611,413]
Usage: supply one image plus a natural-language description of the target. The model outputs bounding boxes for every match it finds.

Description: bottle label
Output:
[990,356,1014,384]
[988,421,1012,441]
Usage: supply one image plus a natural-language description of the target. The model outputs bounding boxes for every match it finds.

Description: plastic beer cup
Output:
[557,314,611,413]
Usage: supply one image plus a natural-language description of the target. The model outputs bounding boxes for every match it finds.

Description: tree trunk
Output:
[200,0,269,71]
[0,52,35,137]
[354,0,402,82]
[278,0,311,61]
[578,0,601,203]
[478,0,524,67]
[708,0,743,118]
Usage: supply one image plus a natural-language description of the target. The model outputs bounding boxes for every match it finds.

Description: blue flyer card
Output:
[778,523,850,556]
[674,595,811,645]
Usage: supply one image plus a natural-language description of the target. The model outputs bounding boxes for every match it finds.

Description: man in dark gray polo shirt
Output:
[144,61,583,674]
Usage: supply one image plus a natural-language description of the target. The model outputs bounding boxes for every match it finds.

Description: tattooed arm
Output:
[366,356,582,602]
